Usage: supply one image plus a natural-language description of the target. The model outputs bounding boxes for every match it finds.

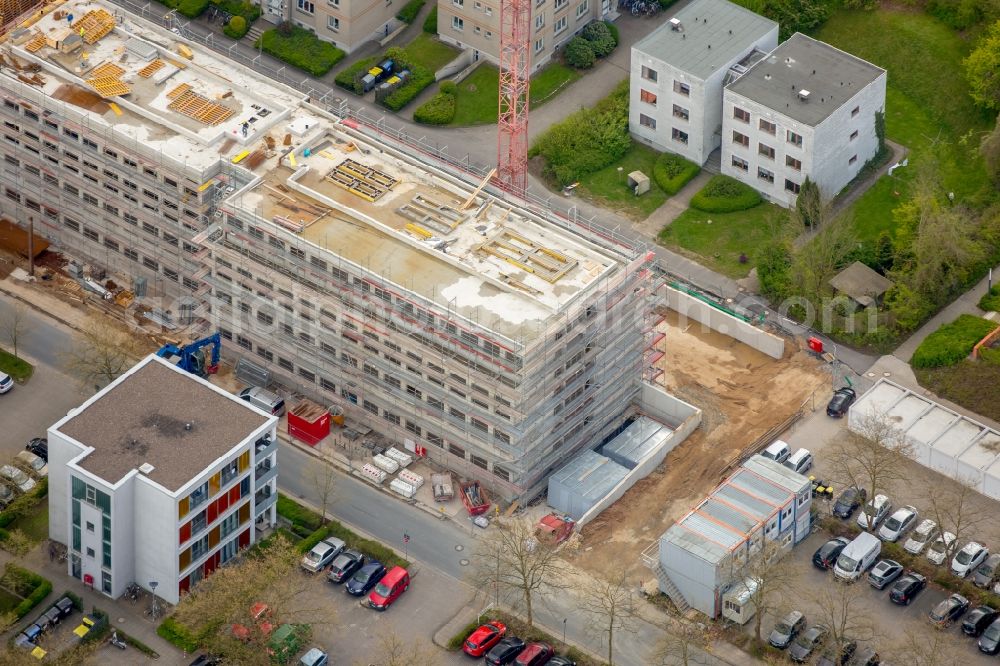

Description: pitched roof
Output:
[829,261,893,306]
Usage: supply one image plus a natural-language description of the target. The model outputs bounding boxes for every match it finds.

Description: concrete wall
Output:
[663,285,785,359]
[133,478,179,603]
[46,429,76,545]
[436,48,475,81]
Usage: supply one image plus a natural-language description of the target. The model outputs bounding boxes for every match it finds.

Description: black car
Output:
[327,549,364,584]
[867,559,904,590]
[963,606,1000,636]
[928,593,969,626]
[827,387,857,417]
[845,647,879,666]
[789,625,828,663]
[345,561,386,596]
[813,537,851,570]
[25,438,47,462]
[548,658,577,666]
[833,487,867,519]
[889,571,927,605]
[980,618,1000,654]
[815,639,857,666]
[189,656,222,666]
[485,637,527,666]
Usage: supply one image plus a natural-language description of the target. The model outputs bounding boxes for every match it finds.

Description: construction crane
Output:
[156,332,221,378]
[496,0,531,196]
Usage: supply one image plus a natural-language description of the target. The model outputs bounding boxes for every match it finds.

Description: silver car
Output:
[0,483,13,509]
[0,464,35,493]
[300,537,346,573]
[927,531,957,566]
[903,519,939,555]
[878,505,918,542]
[14,451,47,479]
[856,494,891,531]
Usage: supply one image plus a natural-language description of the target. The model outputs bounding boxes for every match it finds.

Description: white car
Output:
[0,464,35,493]
[856,494,891,531]
[952,542,989,578]
[878,505,919,542]
[0,372,12,393]
[300,537,345,573]
[927,531,957,566]
[14,451,47,479]
[904,519,939,555]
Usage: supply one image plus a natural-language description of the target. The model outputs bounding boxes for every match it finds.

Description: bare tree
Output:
[309,463,338,527]
[652,620,711,666]
[827,410,914,531]
[0,303,29,359]
[923,476,986,563]
[727,538,793,644]
[579,570,639,665]
[64,315,144,389]
[888,626,952,666]
[473,517,566,627]
[359,631,437,666]
[799,566,875,660]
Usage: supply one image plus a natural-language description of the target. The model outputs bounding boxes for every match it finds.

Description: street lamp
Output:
[562,618,567,644]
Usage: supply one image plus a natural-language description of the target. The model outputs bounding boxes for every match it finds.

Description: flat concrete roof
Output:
[56,355,270,491]
[726,33,884,126]
[634,0,777,81]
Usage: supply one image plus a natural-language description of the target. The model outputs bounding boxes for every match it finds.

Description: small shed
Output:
[829,261,893,308]
[628,170,650,196]
[547,450,629,520]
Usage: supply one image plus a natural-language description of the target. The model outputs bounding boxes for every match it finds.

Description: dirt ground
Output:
[564,310,831,579]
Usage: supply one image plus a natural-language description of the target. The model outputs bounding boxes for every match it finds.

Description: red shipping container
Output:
[808,337,824,354]
[287,399,331,446]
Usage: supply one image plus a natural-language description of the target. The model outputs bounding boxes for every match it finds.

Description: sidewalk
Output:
[632,170,712,238]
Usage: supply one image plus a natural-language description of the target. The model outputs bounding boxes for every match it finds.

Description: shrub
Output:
[604,20,619,46]
[582,21,616,58]
[296,525,332,554]
[334,56,379,95]
[414,92,456,124]
[980,285,1000,312]
[277,494,323,531]
[911,314,999,368]
[376,47,436,111]
[565,37,595,69]
[690,175,762,213]
[397,0,425,23]
[652,152,699,195]
[423,5,438,33]
[3,564,52,619]
[157,617,201,653]
[257,26,345,76]
[223,15,248,39]
[212,0,261,20]
[439,79,457,95]
[175,0,211,18]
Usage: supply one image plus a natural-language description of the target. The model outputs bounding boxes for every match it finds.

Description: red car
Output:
[463,621,507,657]
[515,642,555,666]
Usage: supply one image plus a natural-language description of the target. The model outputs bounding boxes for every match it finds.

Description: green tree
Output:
[964,19,1000,111]
[565,37,596,69]
[873,230,895,274]
[756,239,793,300]
[982,116,1000,185]
[795,177,823,230]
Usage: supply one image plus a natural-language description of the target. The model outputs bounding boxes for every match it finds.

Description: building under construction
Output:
[0,0,661,500]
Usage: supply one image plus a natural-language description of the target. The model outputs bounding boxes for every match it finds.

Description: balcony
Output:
[254,459,278,486]
[254,486,277,515]
[254,434,277,459]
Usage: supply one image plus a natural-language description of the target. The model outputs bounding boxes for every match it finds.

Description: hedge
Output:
[423,5,437,33]
[212,0,262,21]
[176,0,211,18]
[223,15,248,39]
[397,0,425,23]
[334,57,379,95]
[257,26,345,76]
[4,564,52,620]
[604,20,619,46]
[115,627,160,658]
[980,285,1000,312]
[911,314,999,368]
[277,494,323,531]
[296,525,333,555]
[652,152,700,195]
[157,616,202,653]
[380,65,434,111]
[413,91,456,124]
[689,175,762,213]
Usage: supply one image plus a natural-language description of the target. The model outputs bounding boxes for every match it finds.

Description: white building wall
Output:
[46,429,76,546]
[133,479,178,603]
[78,501,104,592]
[661,537,720,617]
[111,476,136,600]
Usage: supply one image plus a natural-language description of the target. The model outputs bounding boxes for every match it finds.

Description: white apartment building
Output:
[629,0,777,166]
[437,0,608,69]
[722,33,886,207]
[48,355,278,604]
[264,0,398,55]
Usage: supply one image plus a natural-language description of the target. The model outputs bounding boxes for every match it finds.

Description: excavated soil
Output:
[564,310,829,579]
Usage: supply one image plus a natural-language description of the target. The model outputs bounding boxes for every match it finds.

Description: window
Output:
[758,143,775,159]
[86,521,95,532]
[731,156,749,172]
[534,38,544,53]
[297,0,314,12]
[759,118,776,135]
[732,131,749,148]
[849,130,859,141]
[784,179,800,194]
[638,113,656,130]
[448,443,466,458]
[672,104,688,120]
[474,26,482,35]
[554,15,567,34]
[851,105,860,117]
[757,167,774,184]
[641,66,658,83]
[327,15,339,30]
[785,155,801,171]
[452,16,464,30]
[576,0,587,16]
[849,154,858,165]
[786,130,803,147]
[733,107,750,123]
[535,14,544,29]
[671,128,688,144]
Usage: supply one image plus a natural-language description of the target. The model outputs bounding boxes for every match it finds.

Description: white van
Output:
[760,440,791,464]
[834,532,881,581]
[783,448,814,475]
[238,386,286,416]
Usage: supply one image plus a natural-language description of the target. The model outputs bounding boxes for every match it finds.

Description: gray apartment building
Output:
[0,1,660,502]
[262,0,398,55]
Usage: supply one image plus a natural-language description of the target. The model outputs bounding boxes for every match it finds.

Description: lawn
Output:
[448,63,581,125]
[402,33,459,72]
[576,143,671,220]
[0,586,22,614]
[8,502,49,542]
[0,347,32,382]
[659,203,790,279]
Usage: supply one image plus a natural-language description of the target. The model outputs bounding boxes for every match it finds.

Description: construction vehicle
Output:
[155,332,221,377]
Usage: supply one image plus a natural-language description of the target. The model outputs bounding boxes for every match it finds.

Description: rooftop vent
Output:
[139,463,155,475]
[798,89,811,101]
[669,17,682,31]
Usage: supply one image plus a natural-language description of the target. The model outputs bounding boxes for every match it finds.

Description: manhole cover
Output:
[460,558,470,566]
[117,618,125,623]
[455,544,464,552]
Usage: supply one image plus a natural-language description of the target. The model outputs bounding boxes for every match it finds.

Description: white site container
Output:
[361,463,387,484]
[385,447,413,468]
[372,454,400,475]
[390,478,416,498]
[398,469,424,489]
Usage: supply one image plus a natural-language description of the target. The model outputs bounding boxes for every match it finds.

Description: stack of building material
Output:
[390,478,416,498]
[360,463,387,484]
[385,448,412,468]
[371,454,399,475]
[72,9,116,44]
[398,469,423,489]
[431,473,454,501]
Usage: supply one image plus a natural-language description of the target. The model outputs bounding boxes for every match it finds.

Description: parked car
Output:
[515,642,555,666]
[761,440,791,464]
[903,519,939,555]
[856,494,891,531]
[768,610,806,649]
[868,559,904,590]
[926,532,956,566]
[813,537,851,570]
[834,532,881,581]
[845,647,880,666]
[981,617,1000,654]
[974,554,1000,589]
[878,506,918,542]
[0,483,14,509]
[0,464,35,493]
[827,387,856,417]
[24,438,47,462]
[299,648,328,666]
[485,636,527,666]
[188,655,221,666]
[345,561,386,596]
[14,450,47,479]
[327,549,364,584]
[0,372,13,394]
[928,593,970,626]
[463,621,507,657]
[783,448,814,475]
[889,571,927,605]
[367,566,409,610]
[952,542,989,578]
[816,639,857,666]
[548,658,576,666]
[300,538,345,573]
[964,606,1000,636]
[833,487,867,519]
[789,625,828,662]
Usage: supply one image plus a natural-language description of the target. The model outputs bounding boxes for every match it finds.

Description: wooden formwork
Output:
[89,61,125,79]
[138,59,165,78]
[167,89,233,125]
[72,9,115,44]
